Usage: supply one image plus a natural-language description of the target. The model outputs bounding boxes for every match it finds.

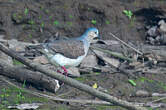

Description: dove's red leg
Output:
[62,66,68,76]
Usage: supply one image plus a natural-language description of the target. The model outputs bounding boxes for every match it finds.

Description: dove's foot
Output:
[61,66,68,76]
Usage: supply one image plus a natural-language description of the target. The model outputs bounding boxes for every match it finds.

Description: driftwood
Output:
[0,44,147,110]
[0,59,60,93]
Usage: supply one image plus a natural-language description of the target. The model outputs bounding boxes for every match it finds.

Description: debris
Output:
[33,55,49,64]
[93,49,120,68]
[146,19,166,45]
[92,83,98,89]
[80,54,98,68]
[68,67,80,77]
[8,103,43,110]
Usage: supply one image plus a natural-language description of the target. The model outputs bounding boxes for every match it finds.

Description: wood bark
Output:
[0,59,59,93]
[0,43,147,110]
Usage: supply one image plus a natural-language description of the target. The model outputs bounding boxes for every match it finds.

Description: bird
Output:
[32,27,99,75]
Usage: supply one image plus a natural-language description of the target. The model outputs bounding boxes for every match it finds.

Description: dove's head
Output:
[82,27,99,43]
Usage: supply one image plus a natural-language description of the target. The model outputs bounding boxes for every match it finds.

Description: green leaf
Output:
[13,59,23,65]
[95,72,101,75]
[41,22,44,27]
[69,14,73,19]
[28,20,35,25]
[105,20,110,24]
[24,8,29,15]
[91,19,97,25]
[66,21,72,26]
[123,10,128,14]
[54,20,59,25]
[128,79,136,86]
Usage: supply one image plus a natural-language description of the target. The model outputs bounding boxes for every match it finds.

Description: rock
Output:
[8,39,26,51]
[147,26,158,37]
[93,50,120,68]
[0,34,5,39]
[0,52,13,66]
[33,56,49,64]
[160,34,166,44]
[80,54,98,68]
[67,67,80,77]
[158,20,166,32]
[135,90,150,97]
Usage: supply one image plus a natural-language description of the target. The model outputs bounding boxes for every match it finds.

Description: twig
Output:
[149,97,166,103]
[91,46,133,62]
[109,32,143,55]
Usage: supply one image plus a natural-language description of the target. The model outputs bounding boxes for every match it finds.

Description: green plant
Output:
[91,19,97,25]
[13,13,17,18]
[123,10,133,19]
[54,20,59,25]
[66,21,72,26]
[28,20,35,25]
[40,22,44,28]
[28,34,32,38]
[39,15,42,19]
[45,9,49,14]
[105,20,110,25]
[49,15,53,19]
[69,14,73,19]
[13,59,23,65]
[24,8,29,15]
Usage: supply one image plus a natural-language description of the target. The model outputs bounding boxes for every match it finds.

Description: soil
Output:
[0,0,166,110]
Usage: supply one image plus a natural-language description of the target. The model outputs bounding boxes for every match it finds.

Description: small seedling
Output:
[69,14,73,19]
[91,19,97,25]
[49,15,53,19]
[13,59,23,65]
[13,13,17,18]
[22,80,26,88]
[45,9,49,13]
[28,34,32,38]
[24,8,29,15]
[105,20,110,25]
[54,20,59,25]
[39,15,42,19]
[123,10,133,19]
[40,22,44,28]
[66,21,72,26]
[28,20,35,25]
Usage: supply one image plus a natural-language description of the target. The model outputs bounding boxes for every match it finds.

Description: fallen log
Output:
[0,59,60,93]
[0,43,147,110]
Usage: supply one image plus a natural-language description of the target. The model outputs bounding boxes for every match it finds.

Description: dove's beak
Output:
[93,35,100,40]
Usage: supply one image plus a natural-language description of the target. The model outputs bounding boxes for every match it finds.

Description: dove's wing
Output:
[44,40,85,59]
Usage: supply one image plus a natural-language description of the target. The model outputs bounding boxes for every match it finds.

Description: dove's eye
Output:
[95,31,98,34]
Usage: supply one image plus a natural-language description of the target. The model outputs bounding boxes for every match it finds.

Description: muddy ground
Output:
[0,0,166,110]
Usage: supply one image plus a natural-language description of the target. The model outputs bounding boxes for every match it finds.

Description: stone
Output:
[67,67,80,77]
[80,54,98,68]
[93,50,120,68]
[33,56,49,64]
[158,20,166,32]
[147,26,158,37]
